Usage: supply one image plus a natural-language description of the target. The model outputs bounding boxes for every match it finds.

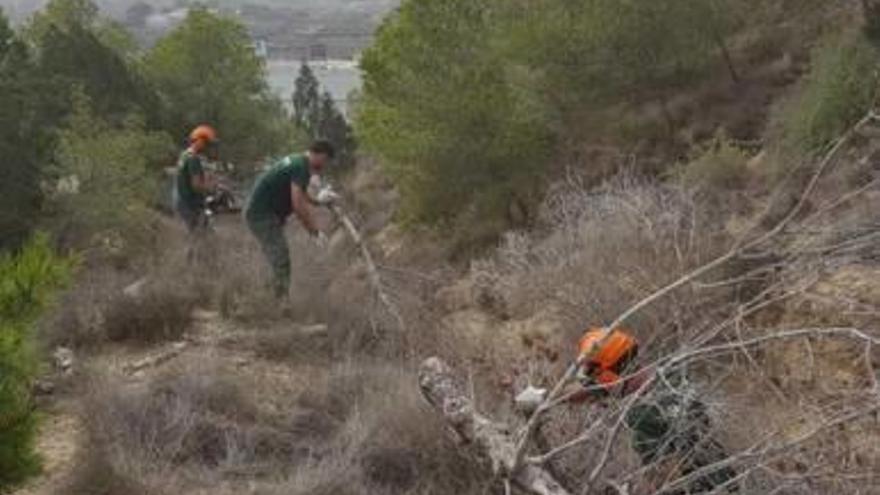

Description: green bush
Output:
[676,133,750,190]
[358,0,554,236]
[0,235,72,490]
[780,32,879,153]
[357,0,750,242]
[49,93,172,256]
[500,0,741,109]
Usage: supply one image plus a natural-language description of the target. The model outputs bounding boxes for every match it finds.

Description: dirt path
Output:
[11,400,83,495]
[13,308,321,495]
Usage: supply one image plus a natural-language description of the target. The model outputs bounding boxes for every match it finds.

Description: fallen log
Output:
[418,357,572,495]
[123,341,188,375]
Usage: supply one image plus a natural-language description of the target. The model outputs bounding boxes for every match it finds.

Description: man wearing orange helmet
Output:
[174,125,219,236]
[569,327,739,494]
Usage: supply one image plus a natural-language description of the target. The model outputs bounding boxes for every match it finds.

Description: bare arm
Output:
[291,184,319,235]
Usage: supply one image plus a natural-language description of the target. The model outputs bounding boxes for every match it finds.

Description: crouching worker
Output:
[572,328,739,494]
[244,140,338,298]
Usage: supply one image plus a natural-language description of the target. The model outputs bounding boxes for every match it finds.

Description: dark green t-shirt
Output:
[175,150,206,210]
[246,154,312,220]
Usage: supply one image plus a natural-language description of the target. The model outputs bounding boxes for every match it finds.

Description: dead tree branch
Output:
[656,402,880,494]
[330,204,407,334]
[419,357,573,495]
[510,111,878,477]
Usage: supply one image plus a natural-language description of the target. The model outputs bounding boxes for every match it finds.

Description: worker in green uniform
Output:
[567,328,739,494]
[175,125,219,261]
[624,367,737,494]
[244,140,337,298]
[175,125,219,232]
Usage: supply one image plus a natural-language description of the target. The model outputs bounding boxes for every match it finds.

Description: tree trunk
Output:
[418,357,572,495]
[714,33,739,84]
[863,0,880,43]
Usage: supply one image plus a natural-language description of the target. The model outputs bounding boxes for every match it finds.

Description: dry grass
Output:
[62,361,301,492]
[40,266,128,349]
[41,269,198,349]
[102,281,197,345]
[61,359,491,495]
[470,173,737,356]
[277,363,492,495]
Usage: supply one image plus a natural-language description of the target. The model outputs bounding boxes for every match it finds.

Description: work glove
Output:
[311,231,329,249]
[315,186,341,206]
[515,385,548,414]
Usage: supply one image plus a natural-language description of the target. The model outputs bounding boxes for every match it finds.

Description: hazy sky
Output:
[1,0,397,22]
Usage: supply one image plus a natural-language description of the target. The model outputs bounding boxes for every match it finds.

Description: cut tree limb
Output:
[123,341,188,375]
[330,204,407,334]
[419,357,572,495]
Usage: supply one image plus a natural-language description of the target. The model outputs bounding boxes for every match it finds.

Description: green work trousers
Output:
[245,212,290,298]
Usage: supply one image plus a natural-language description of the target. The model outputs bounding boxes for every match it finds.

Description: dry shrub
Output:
[61,447,157,495]
[67,358,490,495]
[200,215,358,325]
[71,362,303,490]
[102,280,196,345]
[221,324,333,365]
[280,362,491,495]
[471,173,734,353]
[42,272,197,348]
[40,222,201,349]
[40,266,129,348]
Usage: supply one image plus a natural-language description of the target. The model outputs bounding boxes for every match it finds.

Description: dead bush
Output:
[227,325,332,364]
[40,266,129,348]
[102,281,196,345]
[75,362,304,488]
[279,362,492,495]
[60,446,157,495]
[200,215,356,325]
[40,253,200,350]
[471,174,735,352]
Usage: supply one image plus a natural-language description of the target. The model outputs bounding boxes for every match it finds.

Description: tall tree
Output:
[292,63,321,132]
[358,0,553,230]
[292,63,357,168]
[35,21,158,126]
[863,0,880,44]
[315,91,356,169]
[27,0,99,36]
[0,10,54,250]
[144,7,292,164]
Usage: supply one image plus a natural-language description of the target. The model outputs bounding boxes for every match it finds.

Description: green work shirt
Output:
[176,150,206,210]
[246,154,312,220]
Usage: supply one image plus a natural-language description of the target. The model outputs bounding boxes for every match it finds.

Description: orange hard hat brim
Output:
[578,327,637,369]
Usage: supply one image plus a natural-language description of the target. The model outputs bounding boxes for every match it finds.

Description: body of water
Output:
[266,59,362,116]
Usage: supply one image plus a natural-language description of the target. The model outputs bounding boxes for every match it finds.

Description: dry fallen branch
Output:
[656,401,880,495]
[419,357,573,495]
[510,111,879,477]
[668,327,880,367]
[122,341,189,375]
[330,203,407,334]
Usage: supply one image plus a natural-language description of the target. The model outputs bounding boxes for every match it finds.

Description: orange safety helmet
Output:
[577,327,638,388]
[189,125,218,151]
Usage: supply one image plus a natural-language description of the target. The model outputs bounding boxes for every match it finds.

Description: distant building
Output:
[253,39,269,59]
[309,43,328,61]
